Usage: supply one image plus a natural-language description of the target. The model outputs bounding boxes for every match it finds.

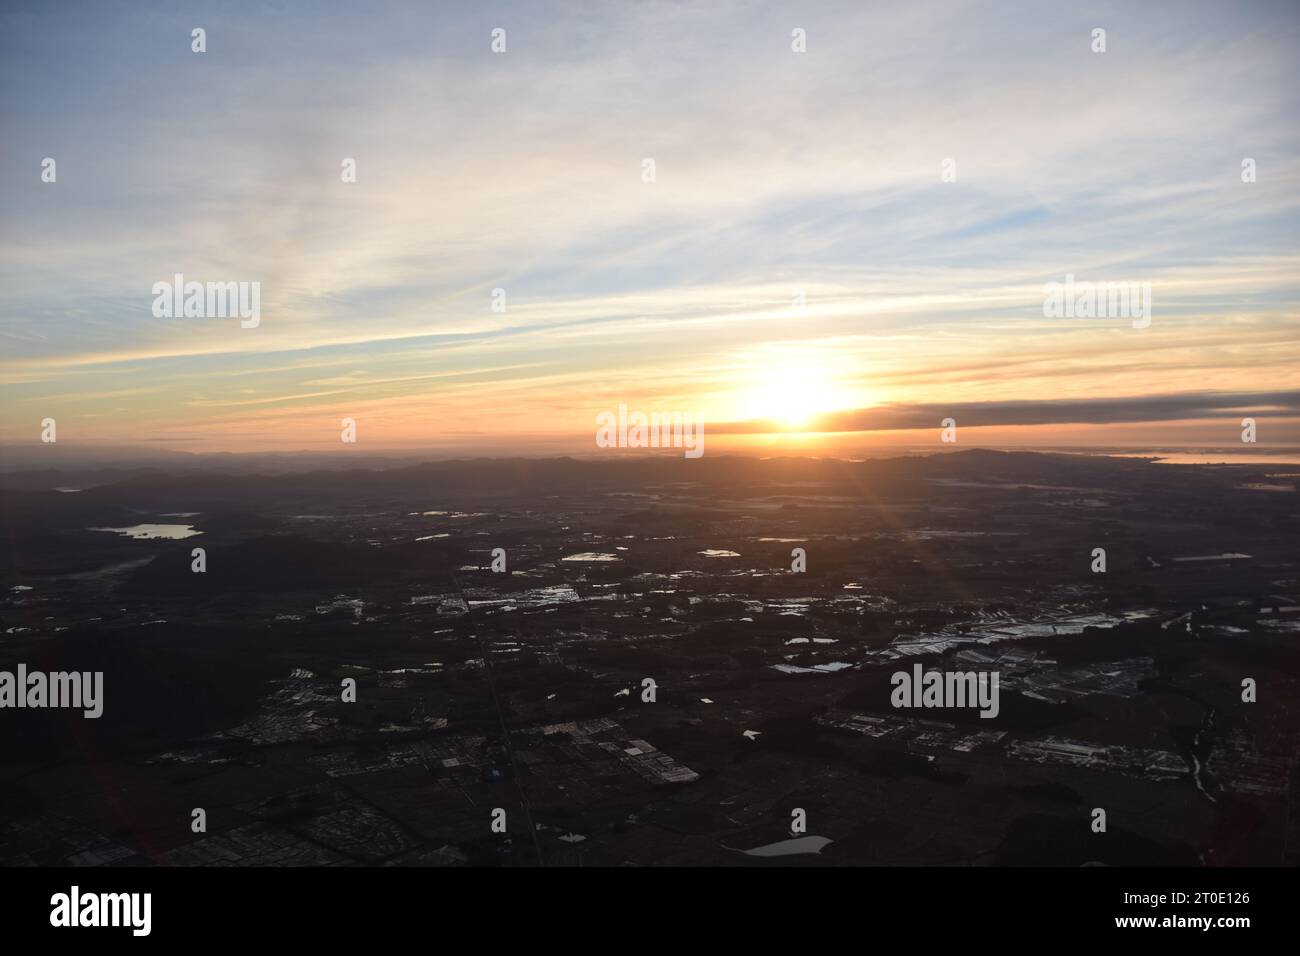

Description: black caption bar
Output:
[0,866,1278,943]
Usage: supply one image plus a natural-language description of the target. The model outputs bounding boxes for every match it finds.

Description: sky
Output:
[1,0,1298,456]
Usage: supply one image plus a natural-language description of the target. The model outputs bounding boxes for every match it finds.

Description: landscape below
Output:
[1,450,1296,866]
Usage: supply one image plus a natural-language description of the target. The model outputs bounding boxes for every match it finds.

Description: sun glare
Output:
[738,360,855,430]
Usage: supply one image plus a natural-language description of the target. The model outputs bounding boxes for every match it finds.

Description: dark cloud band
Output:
[712,390,1300,434]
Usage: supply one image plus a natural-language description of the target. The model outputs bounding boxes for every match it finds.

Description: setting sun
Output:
[737,360,857,430]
